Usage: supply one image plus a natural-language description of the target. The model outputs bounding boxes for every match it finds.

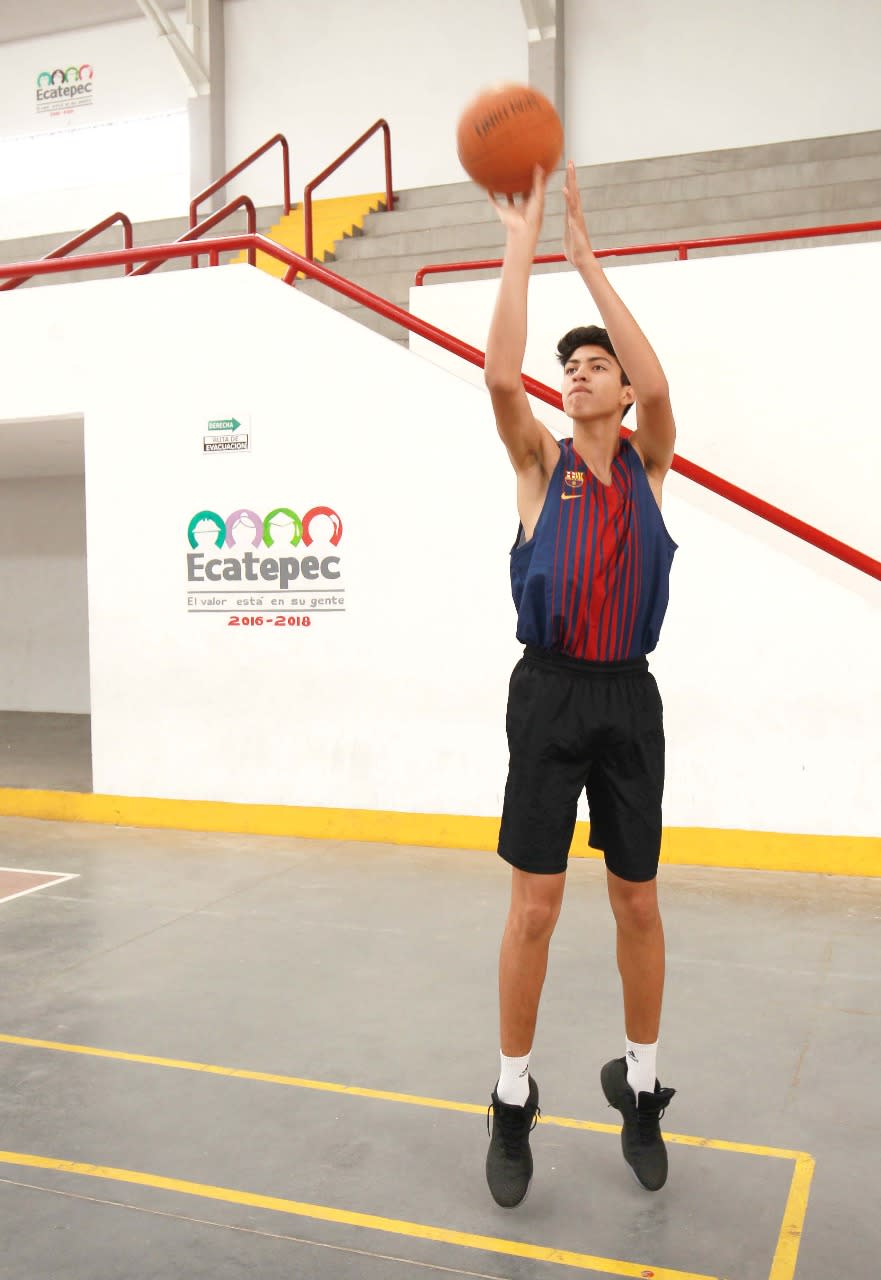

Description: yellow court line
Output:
[768,1153,815,1280]
[0,786,877,876]
[0,1150,718,1280]
[1,1034,816,1280]
[0,1033,806,1158]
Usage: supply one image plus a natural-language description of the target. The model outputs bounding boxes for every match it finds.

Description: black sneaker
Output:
[485,1075,540,1207]
[601,1057,675,1191]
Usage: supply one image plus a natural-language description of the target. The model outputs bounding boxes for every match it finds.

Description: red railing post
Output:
[129,196,257,277]
[302,119,394,263]
[188,133,290,267]
[0,212,133,292]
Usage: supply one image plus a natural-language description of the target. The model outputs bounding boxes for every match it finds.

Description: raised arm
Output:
[561,161,676,478]
[485,170,560,483]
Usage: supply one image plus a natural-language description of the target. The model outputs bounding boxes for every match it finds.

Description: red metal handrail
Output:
[130,196,257,276]
[0,211,134,292]
[413,219,881,284]
[189,133,290,267]
[303,119,394,263]
[0,233,878,584]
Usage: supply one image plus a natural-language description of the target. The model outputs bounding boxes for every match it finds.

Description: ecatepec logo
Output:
[36,64,95,113]
[186,503,346,622]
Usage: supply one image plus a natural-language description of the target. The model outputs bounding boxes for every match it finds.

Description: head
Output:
[556,325,634,421]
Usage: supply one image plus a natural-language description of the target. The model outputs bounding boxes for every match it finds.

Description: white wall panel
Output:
[1,257,878,838]
[565,0,881,165]
[223,0,528,203]
[0,474,90,713]
[4,1,881,240]
[0,17,188,237]
[409,240,881,837]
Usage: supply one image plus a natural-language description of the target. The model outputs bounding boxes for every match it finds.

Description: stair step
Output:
[235,192,386,278]
[4,129,881,353]
[333,179,881,265]
[393,129,881,209]
[367,153,881,238]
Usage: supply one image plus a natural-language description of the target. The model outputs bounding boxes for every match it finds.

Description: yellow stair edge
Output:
[232,192,387,279]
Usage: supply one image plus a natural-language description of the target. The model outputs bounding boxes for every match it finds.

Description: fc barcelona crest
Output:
[564,469,585,488]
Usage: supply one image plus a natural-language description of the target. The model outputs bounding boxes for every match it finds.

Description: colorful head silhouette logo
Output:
[187,511,225,549]
[187,506,343,549]
[225,508,264,548]
[37,65,94,88]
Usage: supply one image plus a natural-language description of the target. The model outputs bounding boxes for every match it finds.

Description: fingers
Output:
[487,191,510,222]
[563,158,578,202]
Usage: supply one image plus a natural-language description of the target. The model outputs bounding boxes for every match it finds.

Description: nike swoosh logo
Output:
[561,492,583,500]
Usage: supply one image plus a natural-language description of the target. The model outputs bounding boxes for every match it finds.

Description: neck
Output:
[571,414,624,477]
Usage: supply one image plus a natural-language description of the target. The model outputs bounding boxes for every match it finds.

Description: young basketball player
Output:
[484,162,678,1205]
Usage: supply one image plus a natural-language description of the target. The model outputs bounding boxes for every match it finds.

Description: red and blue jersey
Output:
[510,438,677,660]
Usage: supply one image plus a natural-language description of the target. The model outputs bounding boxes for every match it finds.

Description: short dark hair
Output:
[556,325,633,418]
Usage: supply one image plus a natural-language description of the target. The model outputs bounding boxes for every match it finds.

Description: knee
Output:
[609,881,661,935]
[509,895,561,943]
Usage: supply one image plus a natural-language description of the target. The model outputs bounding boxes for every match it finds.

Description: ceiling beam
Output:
[136,0,209,94]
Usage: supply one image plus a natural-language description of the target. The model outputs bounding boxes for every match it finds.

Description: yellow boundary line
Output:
[0,787,877,876]
[0,1150,715,1280]
[1,1034,814,1280]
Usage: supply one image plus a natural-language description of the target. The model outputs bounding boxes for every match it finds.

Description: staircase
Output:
[298,129,881,344]
[232,192,386,278]
[3,131,880,347]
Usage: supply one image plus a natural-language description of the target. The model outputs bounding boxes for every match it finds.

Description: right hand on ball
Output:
[488,166,546,244]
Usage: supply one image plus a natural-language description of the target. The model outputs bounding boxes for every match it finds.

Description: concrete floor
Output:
[0,712,92,792]
[1,816,879,1279]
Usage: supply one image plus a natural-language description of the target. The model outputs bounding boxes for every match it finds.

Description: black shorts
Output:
[498,646,666,881]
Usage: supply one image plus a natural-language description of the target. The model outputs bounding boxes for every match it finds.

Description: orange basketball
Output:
[456,83,564,196]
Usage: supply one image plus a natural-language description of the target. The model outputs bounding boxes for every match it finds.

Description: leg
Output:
[605,868,665,1043]
[488,653,582,1206]
[499,867,567,1055]
[601,868,674,1191]
[487,868,564,1208]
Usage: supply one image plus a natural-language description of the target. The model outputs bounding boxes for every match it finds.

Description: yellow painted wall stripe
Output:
[0,1150,718,1280]
[0,787,877,876]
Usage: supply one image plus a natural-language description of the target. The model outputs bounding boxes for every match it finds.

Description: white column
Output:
[521,0,565,130]
[136,0,226,209]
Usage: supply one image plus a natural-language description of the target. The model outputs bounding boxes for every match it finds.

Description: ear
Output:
[622,385,635,408]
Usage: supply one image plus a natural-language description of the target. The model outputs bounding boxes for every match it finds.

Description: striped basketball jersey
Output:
[510,438,677,660]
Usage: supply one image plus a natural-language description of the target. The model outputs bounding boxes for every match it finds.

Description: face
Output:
[561,345,633,420]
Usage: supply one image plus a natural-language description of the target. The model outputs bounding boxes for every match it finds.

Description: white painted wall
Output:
[565,0,881,167]
[0,474,90,713]
[0,17,188,238]
[408,240,881,839]
[0,255,879,837]
[222,0,528,204]
[3,0,880,240]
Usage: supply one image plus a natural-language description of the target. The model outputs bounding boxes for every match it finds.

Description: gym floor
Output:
[2,804,879,1280]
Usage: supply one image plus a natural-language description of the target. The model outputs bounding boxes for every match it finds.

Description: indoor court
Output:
[2,3,880,1279]
[2,817,879,1280]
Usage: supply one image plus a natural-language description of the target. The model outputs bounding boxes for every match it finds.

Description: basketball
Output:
[456,83,564,196]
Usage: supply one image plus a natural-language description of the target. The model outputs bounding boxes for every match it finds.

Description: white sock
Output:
[497,1051,531,1105]
[625,1039,658,1099]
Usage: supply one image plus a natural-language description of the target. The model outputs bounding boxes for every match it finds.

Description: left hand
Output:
[562,160,594,268]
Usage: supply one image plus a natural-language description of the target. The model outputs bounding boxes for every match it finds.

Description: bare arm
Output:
[485,170,560,485]
[562,161,676,477]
